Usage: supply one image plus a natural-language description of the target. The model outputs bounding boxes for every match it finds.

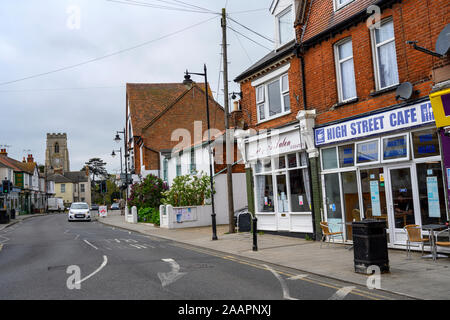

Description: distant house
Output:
[48,171,91,207]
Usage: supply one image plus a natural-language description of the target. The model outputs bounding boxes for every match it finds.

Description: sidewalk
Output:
[99,212,450,300]
[0,213,46,231]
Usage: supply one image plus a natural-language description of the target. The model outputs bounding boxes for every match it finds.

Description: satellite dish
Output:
[396,82,413,101]
[436,24,450,56]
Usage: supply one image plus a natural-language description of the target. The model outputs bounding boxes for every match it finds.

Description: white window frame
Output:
[255,73,291,123]
[370,18,399,91]
[334,0,354,11]
[275,5,294,48]
[334,38,357,103]
[321,146,339,171]
[355,138,381,166]
[381,133,410,163]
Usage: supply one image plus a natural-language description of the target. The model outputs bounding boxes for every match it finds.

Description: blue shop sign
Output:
[315,101,434,146]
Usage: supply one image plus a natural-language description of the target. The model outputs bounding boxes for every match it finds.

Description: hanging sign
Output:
[315,101,434,146]
[429,88,450,128]
[427,177,441,218]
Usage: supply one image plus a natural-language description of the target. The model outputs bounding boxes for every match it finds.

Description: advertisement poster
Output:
[427,177,441,218]
[99,206,108,217]
[370,181,382,217]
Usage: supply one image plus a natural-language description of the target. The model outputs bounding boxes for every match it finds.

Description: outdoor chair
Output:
[404,224,430,259]
[319,221,344,248]
[435,228,450,253]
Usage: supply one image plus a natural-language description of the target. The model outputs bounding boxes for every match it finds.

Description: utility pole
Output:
[221,8,235,233]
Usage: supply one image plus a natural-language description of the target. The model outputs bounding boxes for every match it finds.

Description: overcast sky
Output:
[0,0,276,173]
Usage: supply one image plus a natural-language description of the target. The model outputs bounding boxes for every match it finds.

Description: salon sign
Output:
[246,129,304,161]
[315,101,435,146]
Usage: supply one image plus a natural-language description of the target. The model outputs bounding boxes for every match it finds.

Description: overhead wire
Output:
[106,0,217,14]
[0,15,218,87]
[226,25,272,51]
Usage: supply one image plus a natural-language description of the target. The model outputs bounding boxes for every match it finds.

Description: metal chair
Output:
[403,224,430,259]
[435,228,450,252]
[319,221,344,248]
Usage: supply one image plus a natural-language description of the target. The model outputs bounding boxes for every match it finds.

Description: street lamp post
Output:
[183,65,218,241]
[111,148,123,200]
[114,130,128,203]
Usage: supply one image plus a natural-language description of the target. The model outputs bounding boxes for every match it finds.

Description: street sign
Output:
[99,206,108,218]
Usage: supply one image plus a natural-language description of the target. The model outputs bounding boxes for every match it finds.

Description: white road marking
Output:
[64,230,70,234]
[75,255,108,285]
[288,274,308,281]
[329,286,355,300]
[264,264,298,300]
[0,235,10,244]
[158,258,187,287]
[83,239,98,250]
[74,234,80,240]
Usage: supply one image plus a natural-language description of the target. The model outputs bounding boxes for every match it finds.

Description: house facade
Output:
[235,0,449,246]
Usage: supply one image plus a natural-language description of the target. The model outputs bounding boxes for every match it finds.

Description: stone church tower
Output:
[45,133,70,174]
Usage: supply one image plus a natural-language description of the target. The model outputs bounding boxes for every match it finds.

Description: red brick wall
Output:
[300,0,449,125]
[140,86,225,171]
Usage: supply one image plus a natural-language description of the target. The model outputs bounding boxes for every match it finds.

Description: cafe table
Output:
[421,224,448,261]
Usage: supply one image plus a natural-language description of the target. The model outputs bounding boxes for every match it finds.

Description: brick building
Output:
[235,0,449,245]
[125,82,225,184]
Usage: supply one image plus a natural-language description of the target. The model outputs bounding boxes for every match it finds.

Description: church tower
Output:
[45,133,70,174]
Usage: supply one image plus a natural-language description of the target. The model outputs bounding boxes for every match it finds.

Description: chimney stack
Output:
[0,149,7,156]
[27,154,34,163]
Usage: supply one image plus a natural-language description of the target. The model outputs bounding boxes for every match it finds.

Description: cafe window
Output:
[356,139,380,165]
[338,144,355,167]
[382,134,409,163]
[322,147,338,170]
[412,129,440,159]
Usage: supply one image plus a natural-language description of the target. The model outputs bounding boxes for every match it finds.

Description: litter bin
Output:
[0,209,10,224]
[237,212,251,232]
[352,219,389,274]
[10,209,15,220]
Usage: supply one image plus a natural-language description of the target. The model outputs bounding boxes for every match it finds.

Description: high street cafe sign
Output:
[315,101,435,146]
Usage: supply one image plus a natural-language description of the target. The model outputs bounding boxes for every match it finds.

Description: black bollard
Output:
[252,216,258,251]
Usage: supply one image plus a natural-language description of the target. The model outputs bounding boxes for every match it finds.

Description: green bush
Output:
[162,172,213,207]
[128,174,168,210]
[138,207,160,226]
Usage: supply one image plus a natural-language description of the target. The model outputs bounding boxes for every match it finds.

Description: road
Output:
[0,214,410,300]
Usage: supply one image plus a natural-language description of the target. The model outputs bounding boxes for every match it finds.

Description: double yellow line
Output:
[170,242,395,301]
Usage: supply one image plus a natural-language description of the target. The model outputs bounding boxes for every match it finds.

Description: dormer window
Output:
[276,6,294,47]
[335,0,354,11]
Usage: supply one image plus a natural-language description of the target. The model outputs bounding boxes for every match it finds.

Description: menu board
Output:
[370,180,382,217]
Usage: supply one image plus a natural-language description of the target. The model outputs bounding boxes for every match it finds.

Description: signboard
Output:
[14,172,24,188]
[247,128,304,161]
[174,207,197,223]
[427,177,441,218]
[370,180,382,217]
[99,206,108,217]
[429,88,450,128]
[315,101,434,146]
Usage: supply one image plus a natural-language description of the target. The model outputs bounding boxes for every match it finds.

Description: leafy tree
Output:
[162,172,213,207]
[127,174,168,210]
[84,158,108,184]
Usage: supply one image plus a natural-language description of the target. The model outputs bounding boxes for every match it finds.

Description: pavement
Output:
[98,211,450,300]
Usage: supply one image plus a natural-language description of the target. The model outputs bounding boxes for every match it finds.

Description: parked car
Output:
[90,204,99,211]
[110,203,120,210]
[47,197,64,212]
[68,202,91,222]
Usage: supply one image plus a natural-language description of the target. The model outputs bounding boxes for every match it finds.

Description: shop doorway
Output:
[275,173,290,231]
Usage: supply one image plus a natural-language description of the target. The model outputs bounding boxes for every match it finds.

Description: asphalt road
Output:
[0,214,410,300]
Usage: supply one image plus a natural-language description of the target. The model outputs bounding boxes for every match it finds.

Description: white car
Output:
[68,202,91,222]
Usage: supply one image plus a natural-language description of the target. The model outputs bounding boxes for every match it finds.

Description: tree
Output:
[84,158,108,184]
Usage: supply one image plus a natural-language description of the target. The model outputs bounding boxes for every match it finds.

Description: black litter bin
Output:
[237,212,251,232]
[352,219,389,274]
[0,209,10,224]
[10,209,16,220]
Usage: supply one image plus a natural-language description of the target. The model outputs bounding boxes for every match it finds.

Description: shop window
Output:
[360,168,389,228]
[371,19,399,90]
[274,155,286,170]
[324,173,343,233]
[341,171,359,240]
[287,153,297,168]
[289,169,311,212]
[416,162,447,225]
[255,175,274,212]
[389,167,415,229]
[263,159,272,172]
[382,134,409,162]
[322,147,338,170]
[255,160,263,174]
[412,129,440,159]
[356,139,380,165]
[338,144,355,167]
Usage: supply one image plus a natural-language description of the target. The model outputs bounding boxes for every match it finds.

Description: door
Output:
[323,173,344,234]
[275,173,290,231]
[387,165,418,244]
